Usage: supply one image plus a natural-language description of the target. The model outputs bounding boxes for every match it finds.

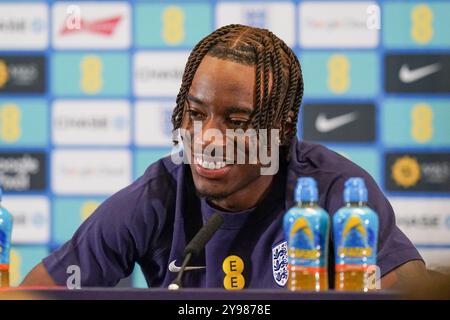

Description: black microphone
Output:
[168,213,224,290]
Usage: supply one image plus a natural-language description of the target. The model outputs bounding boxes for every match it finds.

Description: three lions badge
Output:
[272,241,288,287]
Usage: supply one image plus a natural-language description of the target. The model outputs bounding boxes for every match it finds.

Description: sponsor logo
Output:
[0,4,48,49]
[243,8,267,28]
[0,60,8,87]
[0,56,45,93]
[135,3,211,48]
[223,255,245,290]
[315,112,358,133]
[300,52,379,97]
[52,53,129,96]
[59,15,122,36]
[391,156,421,188]
[0,100,48,147]
[390,198,450,244]
[52,100,130,146]
[52,2,130,49]
[216,2,295,47]
[0,153,46,192]
[383,2,450,49]
[385,54,450,93]
[168,260,206,273]
[340,215,370,258]
[302,104,375,142]
[3,196,49,244]
[52,149,131,195]
[272,241,288,287]
[335,214,377,268]
[397,215,440,228]
[338,247,373,257]
[386,153,450,192]
[134,52,188,97]
[299,1,379,48]
[135,101,173,146]
[382,99,450,147]
[399,63,442,83]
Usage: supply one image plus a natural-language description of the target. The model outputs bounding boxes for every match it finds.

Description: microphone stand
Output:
[168,252,192,290]
[167,212,224,290]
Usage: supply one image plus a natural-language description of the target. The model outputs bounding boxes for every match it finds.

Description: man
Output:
[21,24,426,289]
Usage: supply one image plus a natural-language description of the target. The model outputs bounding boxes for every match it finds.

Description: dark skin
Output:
[20,55,427,289]
[182,55,273,212]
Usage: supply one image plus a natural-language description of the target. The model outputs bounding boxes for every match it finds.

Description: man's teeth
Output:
[195,157,227,170]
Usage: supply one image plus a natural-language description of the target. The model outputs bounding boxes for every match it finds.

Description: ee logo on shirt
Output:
[222,255,245,290]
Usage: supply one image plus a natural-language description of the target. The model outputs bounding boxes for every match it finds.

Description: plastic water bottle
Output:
[0,186,13,287]
[284,177,330,291]
[333,177,379,292]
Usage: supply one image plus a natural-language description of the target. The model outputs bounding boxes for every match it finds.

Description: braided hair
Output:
[171,24,303,159]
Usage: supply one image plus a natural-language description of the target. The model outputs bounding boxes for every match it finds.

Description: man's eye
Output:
[188,109,205,121]
[229,119,248,128]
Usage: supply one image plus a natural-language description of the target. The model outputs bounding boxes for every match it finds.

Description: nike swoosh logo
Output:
[168,260,206,273]
[315,112,358,133]
[399,63,442,83]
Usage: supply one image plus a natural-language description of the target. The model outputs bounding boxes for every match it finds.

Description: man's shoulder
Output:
[140,154,182,185]
[292,140,373,181]
[289,140,387,211]
[103,154,182,211]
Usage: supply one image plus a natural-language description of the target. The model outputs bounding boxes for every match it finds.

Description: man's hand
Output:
[20,262,58,288]
[381,259,428,290]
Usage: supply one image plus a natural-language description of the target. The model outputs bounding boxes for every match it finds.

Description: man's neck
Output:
[209,174,275,212]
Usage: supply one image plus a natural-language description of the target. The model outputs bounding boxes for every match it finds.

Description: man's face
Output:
[181,55,268,201]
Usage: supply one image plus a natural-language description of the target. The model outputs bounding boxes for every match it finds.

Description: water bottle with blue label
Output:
[283,177,330,291]
[0,186,13,287]
[333,177,379,292]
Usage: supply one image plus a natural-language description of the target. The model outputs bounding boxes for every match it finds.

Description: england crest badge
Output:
[272,241,288,287]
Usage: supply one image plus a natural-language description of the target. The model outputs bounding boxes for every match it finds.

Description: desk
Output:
[0,288,399,300]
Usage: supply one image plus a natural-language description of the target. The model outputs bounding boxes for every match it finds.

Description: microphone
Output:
[168,213,224,290]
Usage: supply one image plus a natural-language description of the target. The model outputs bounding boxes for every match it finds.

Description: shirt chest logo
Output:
[272,241,288,287]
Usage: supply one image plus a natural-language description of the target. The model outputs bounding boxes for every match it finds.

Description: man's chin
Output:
[194,187,230,201]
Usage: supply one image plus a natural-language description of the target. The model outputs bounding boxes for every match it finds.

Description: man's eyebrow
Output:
[187,95,206,106]
[226,106,253,116]
[187,95,253,115]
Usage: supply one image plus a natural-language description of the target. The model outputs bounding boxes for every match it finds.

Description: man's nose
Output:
[193,117,226,150]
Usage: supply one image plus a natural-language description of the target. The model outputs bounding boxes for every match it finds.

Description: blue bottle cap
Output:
[295,177,318,203]
[344,177,368,203]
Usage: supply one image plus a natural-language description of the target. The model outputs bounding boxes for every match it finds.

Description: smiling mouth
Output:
[192,154,233,179]
[194,155,229,170]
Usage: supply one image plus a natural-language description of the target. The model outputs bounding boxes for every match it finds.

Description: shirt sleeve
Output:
[42,181,156,287]
[326,174,424,277]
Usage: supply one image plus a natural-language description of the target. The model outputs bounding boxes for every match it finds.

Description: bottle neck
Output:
[346,201,367,207]
[297,200,318,208]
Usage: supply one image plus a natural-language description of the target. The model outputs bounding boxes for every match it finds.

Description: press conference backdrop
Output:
[0,0,449,288]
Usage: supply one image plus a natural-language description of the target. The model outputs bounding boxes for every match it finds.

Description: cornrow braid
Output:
[171,24,304,160]
[171,24,245,127]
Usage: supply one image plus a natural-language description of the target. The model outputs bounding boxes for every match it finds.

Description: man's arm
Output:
[20,262,58,287]
[381,259,428,290]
